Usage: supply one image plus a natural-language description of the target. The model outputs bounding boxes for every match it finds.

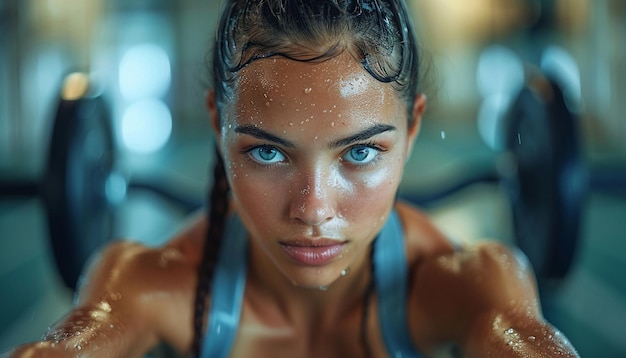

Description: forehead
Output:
[228,53,403,127]
[237,53,380,96]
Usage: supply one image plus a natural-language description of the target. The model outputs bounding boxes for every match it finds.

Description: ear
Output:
[405,93,427,157]
[206,90,223,149]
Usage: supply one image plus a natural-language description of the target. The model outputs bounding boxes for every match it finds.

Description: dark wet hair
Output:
[213,0,423,120]
[192,1,423,356]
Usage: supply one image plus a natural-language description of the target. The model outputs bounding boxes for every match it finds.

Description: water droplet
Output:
[517,133,522,144]
[304,87,312,94]
[331,122,335,127]
[441,131,446,139]
[528,335,536,341]
[319,285,329,291]
[98,301,111,313]
[340,268,350,276]
[76,345,82,351]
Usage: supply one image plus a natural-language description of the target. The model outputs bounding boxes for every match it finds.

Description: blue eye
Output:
[343,145,379,165]
[249,145,285,164]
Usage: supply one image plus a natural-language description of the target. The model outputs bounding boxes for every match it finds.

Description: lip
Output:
[279,239,346,266]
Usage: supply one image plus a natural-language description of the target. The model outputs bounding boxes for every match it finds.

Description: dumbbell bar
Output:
[2,73,623,291]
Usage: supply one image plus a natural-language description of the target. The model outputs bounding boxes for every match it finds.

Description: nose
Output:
[289,168,336,226]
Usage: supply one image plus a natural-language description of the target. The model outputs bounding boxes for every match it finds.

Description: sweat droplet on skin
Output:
[503,327,523,351]
[304,87,312,94]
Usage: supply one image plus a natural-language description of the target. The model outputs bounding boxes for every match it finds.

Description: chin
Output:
[281,266,344,291]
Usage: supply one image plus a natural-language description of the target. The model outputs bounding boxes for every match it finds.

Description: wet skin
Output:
[6,54,579,357]
[219,53,417,292]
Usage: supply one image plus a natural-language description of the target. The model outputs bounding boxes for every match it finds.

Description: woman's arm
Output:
[463,308,578,358]
[6,241,167,357]
[412,242,579,357]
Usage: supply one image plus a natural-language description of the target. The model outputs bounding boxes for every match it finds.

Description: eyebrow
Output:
[328,124,396,148]
[235,125,296,148]
[234,123,396,149]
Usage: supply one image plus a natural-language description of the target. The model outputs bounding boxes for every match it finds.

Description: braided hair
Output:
[192,1,423,356]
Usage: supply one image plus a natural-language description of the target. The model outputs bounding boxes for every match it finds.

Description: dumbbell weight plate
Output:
[42,94,115,290]
[503,75,588,280]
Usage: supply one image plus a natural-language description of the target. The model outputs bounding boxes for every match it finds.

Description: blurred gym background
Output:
[0,0,625,356]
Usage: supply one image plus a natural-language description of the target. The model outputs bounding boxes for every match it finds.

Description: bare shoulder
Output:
[412,242,538,315]
[408,241,579,357]
[77,213,207,352]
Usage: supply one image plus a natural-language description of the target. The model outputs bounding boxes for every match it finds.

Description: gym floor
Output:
[1,115,625,357]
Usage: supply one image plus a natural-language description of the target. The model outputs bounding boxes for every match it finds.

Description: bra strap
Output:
[374,209,422,357]
[201,215,248,358]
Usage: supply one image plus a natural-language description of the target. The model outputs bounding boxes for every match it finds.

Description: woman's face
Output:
[217,53,420,289]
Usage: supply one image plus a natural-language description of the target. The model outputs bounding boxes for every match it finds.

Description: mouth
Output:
[279,238,346,266]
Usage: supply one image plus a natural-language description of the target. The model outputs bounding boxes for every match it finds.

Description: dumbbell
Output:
[0,73,200,290]
[0,73,115,290]
[404,72,626,282]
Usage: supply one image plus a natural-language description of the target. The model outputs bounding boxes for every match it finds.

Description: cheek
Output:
[226,159,280,203]
[226,163,287,237]
[339,159,404,220]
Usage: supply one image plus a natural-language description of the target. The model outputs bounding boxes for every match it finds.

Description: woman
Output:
[8,0,578,357]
